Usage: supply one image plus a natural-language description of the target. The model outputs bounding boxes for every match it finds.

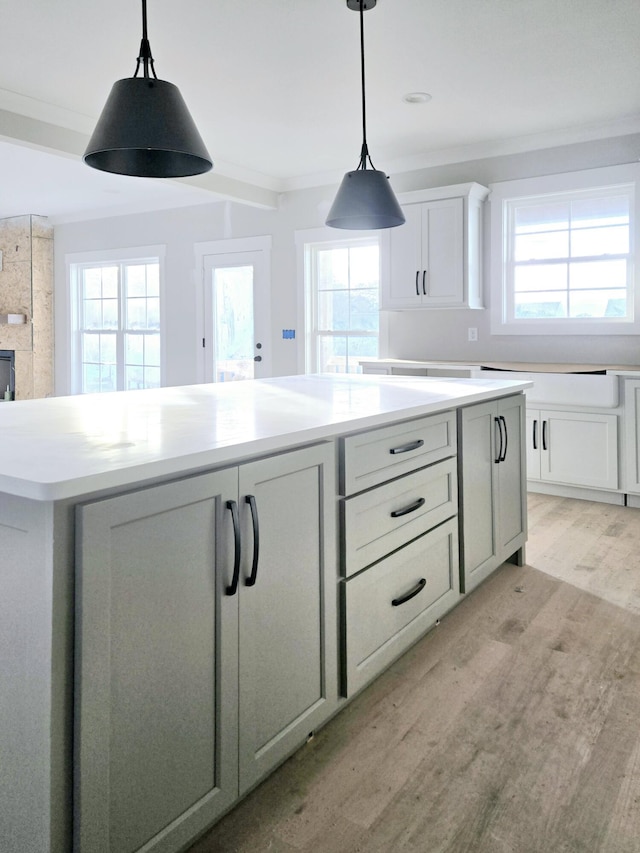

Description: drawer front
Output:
[341,456,457,577]
[340,411,456,496]
[342,518,459,696]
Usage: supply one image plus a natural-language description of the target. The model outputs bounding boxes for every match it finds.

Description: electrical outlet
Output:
[468,327,478,342]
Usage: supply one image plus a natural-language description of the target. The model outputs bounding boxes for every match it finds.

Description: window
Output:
[302,234,383,374]
[70,249,163,393]
[491,165,639,335]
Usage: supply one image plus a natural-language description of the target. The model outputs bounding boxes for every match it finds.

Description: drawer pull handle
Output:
[390,497,426,518]
[225,499,241,596]
[389,439,424,455]
[392,578,427,607]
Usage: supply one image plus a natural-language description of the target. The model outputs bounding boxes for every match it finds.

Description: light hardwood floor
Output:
[188,494,640,853]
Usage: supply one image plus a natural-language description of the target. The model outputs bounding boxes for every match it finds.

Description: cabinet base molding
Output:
[527,481,625,506]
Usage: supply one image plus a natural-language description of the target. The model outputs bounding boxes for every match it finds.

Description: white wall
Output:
[53,132,640,394]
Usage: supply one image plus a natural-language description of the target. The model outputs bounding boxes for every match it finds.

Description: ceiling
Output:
[1,0,639,222]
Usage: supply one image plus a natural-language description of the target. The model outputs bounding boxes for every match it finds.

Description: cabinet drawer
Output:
[341,518,459,696]
[341,456,457,577]
[340,411,456,495]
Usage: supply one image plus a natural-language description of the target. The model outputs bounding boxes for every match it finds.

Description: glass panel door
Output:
[203,250,271,382]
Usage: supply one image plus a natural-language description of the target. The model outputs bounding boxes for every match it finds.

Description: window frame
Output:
[490,164,640,336]
[295,227,389,375]
[68,245,166,394]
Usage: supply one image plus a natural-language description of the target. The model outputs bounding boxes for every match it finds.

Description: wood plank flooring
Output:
[188,494,640,853]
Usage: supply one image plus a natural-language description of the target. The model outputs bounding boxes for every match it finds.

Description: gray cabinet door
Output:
[237,443,337,794]
[459,395,527,593]
[497,395,527,558]
[458,400,498,592]
[75,469,239,853]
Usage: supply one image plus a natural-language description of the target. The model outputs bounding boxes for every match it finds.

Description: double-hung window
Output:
[70,248,163,393]
[491,165,639,335]
[299,231,385,373]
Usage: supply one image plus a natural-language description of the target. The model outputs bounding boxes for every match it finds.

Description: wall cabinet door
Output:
[75,469,239,853]
[75,443,337,853]
[237,444,337,794]
[382,183,488,311]
[384,198,464,309]
[527,409,618,490]
[458,395,526,593]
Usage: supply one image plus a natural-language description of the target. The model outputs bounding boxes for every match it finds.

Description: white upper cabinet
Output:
[382,182,489,310]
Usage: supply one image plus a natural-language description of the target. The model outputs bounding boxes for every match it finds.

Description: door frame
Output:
[195,236,272,384]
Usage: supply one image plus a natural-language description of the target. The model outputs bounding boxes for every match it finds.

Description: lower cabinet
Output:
[624,379,640,499]
[339,412,460,696]
[74,443,337,853]
[526,408,618,490]
[458,395,527,593]
[341,517,459,695]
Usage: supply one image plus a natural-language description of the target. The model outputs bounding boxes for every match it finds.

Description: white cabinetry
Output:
[75,444,337,853]
[339,412,460,695]
[526,409,618,491]
[624,379,640,502]
[382,182,489,310]
[458,395,527,594]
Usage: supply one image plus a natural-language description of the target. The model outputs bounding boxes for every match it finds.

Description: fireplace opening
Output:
[0,350,15,401]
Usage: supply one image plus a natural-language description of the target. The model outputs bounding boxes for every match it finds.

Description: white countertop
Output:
[360,358,640,376]
[0,374,530,501]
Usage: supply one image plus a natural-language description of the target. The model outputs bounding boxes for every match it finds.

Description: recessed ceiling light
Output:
[403,92,432,104]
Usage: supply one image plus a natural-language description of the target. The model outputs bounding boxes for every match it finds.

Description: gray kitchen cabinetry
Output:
[75,443,337,853]
[382,182,489,310]
[458,395,527,594]
[339,412,460,695]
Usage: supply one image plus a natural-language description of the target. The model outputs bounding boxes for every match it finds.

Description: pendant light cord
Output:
[134,0,158,79]
[357,0,375,171]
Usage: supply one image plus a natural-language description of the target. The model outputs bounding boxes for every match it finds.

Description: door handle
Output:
[422,270,427,296]
[392,578,426,607]
[494,416,504,463]
[533,419,538,450]
[542,420,548,451]
[225,500,241,596]
[244,494,260,587]
[499,415,508,462]
[415,270,420,296]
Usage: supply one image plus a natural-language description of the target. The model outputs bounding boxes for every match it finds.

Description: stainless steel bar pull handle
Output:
[389,439,424,455]
[392,578,426,607]
[542,420,548,451]
[225,499,241,596]
[422,270,427,296]
[244,494,260,587]
[533,419,538,450]
[415,270,420,296]
[390,497,426,518]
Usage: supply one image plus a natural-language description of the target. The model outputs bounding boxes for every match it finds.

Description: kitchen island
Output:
[0,374,530,853]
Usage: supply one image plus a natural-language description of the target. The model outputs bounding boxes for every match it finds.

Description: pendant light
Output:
[326,0,405,230]
[84,0,212,178]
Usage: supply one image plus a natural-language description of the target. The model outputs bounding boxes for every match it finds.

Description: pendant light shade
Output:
[326,168,405,230]
[327,0,404,230]
[84,0,212,178]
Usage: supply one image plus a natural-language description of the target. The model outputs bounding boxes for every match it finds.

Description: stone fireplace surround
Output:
[0,215,53,400]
